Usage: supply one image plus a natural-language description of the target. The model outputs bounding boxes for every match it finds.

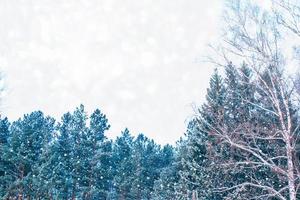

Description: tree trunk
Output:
[192,190,197,200]
[287,140,296,200]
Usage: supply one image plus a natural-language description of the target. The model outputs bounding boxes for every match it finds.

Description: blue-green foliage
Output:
[111,129,174,200]
[1,111,55,199]
[0,105,174,200]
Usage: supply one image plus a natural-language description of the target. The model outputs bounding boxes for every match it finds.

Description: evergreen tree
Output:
[44,105,113,200]
[176,68,227,199]
[47,112,74,199]
[3,111,55,199]
[130,134,161,199]
[112,128,135,200]
[152,145,178,200]
[86,108,111,199]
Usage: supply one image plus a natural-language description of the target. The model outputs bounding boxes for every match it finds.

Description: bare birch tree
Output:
[205,0,300,199]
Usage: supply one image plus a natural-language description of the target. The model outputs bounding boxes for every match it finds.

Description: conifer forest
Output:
[4,0,300,199]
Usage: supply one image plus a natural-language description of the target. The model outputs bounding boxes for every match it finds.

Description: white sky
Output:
[0,0,223,144]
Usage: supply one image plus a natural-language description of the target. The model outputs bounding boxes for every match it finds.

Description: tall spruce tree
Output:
[176,68,226,199]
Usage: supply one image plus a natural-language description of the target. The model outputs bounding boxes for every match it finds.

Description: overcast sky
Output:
[0,0,223,144]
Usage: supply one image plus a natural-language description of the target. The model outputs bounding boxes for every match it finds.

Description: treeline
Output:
[0,106,175,199]
[2,62,300,200]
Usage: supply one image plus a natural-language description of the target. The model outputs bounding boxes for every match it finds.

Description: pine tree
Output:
[85,108,111,199]
[151,145,178,200]
[3,111,55,199]
[130,134,161,199]
[47,112,74,199]
[112,128,135,200]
